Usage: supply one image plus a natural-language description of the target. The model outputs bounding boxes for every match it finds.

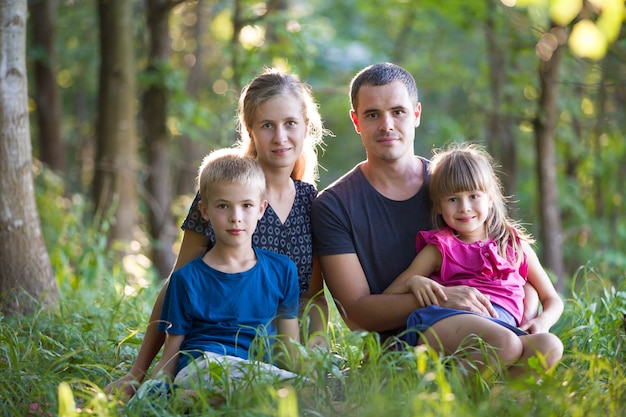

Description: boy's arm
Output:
[105,230,208,396]
[151,334,185,380]
[275,318,301,372]
[519,242,564,334]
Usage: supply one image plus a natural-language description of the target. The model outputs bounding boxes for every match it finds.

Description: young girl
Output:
[384,143,564,378]
[107,68,329,397]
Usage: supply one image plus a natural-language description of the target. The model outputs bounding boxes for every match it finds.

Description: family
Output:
[106,63,564,399]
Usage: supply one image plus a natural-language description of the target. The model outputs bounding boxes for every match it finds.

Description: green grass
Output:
[5,175,624,415]
[1,262,625,416]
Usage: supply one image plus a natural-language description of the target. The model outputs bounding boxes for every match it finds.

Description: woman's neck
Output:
[263,168,296,223]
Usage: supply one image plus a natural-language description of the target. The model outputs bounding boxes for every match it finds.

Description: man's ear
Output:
[350,110,361,133]
[414,102,422,128]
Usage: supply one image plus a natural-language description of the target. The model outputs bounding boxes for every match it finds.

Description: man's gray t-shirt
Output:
[312,157,433,295]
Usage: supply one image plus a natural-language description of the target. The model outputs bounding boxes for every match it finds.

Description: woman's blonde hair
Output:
[428,142,533,265]
[236,67,329,185]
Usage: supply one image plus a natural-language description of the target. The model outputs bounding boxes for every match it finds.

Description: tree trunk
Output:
[0,0,58,315]
[143,0,184,277]
[484,1,518,201]
[533,27,566,289]
[176,0,208,196]
[93,0,138,242]
[29,0,65,174]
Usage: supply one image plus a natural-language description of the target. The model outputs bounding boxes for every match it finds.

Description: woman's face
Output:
[248,94,307,172]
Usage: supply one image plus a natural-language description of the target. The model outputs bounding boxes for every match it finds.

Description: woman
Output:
[107,68,330,397]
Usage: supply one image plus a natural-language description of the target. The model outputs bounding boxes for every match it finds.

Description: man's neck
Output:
[361,155,424,201]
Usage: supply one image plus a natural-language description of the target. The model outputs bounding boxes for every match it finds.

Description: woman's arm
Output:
[299,256,328,348]
[519,242,564,334]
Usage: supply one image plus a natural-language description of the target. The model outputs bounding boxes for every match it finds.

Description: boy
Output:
[139,148,302,397]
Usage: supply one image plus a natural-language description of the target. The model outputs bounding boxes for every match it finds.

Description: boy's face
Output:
[198,182,267,248]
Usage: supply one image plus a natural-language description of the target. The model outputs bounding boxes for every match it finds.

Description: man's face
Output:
[350,81,421,163]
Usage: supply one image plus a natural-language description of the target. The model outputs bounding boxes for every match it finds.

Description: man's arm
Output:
[321,253,498,333]
[320,253,424,331]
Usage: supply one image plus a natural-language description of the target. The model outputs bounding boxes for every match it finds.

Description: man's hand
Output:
[441,285,497,317]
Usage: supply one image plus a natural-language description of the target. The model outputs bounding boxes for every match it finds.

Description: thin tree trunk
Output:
[177,0,207,196]
[0,0,57,315]
[94,0,138,241]
[143,0,184,277]
[29,0,65,174]
[533,26,566,289]
[484,1,517,200]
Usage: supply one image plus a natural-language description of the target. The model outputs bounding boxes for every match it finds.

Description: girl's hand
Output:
[519,316,551,334]
[406,275,448,307]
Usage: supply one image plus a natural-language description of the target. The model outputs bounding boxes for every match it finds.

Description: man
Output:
[312,63,497,337]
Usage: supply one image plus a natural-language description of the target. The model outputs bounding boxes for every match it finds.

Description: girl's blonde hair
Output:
[236,67,328,185]
[428,143,533,265]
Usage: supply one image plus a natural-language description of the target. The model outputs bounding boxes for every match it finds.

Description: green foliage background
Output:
[28,0,626,287]
[10,0,626,413]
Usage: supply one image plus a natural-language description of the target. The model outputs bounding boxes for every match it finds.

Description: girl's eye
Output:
[286,120,296,127]
[262,123,273,129]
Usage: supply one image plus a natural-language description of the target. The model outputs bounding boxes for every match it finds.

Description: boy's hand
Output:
[105,373,142,398]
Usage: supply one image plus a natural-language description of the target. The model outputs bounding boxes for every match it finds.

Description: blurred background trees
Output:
[3,0,624,312]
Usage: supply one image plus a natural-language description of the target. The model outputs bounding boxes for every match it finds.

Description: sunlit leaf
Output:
[549,0,583,26]
[568,19,607,60]
[58,382,77,417]
[595,0,626,42]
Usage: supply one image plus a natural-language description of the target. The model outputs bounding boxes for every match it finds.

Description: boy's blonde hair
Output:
[197,148,266,204]
[429,142,533,265]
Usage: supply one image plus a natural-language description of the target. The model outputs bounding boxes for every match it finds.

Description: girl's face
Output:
[248,94,307,173]
[438,190,492,242]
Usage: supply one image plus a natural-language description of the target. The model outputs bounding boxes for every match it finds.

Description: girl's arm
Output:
[299,256,328,348]
[519,241,564,334]
[151,334,185,380]
[275,317,302,372]
[382,244,447,306]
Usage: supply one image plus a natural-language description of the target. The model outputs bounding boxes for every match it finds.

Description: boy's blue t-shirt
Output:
[159,247,299,372]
